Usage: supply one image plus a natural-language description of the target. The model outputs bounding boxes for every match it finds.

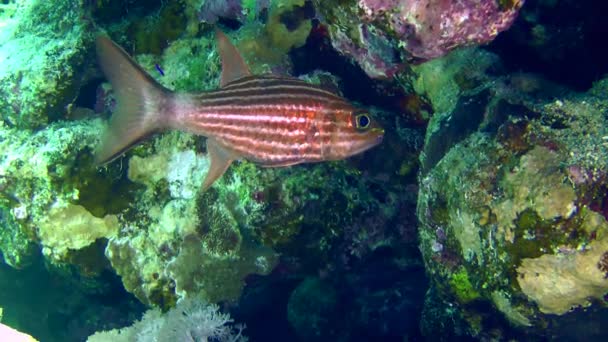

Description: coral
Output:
[235,0,313,71]
[417,69,608,336]
[0,322,38,342]
[449,268,480,304]
[127,1,188,55]
[87,298,246,342]
[599,251,608,277]
[101,103,411,308]
[314,1,401,79]
[359,0,524,60]
[104,131,277,306]
[0,1,424,340]
[314,0,523,78]
[409,48,500,114]
[517,222,608,314]
[166,233,277,303]
[491,290,531,327]
[0,205,36,268]
[0,1,18,20]
[38,203,119,261]
[0,119,105,268]
[196,0,270,24]
[156,35,221,92]
[0,0,92,129]
[0,5,420,333]
[113,31,221,94]
[197,0,246,24]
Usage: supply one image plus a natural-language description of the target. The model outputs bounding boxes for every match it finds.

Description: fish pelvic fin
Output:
[216,29,251,87]
[202,139,236,190]
[94,35,173,165]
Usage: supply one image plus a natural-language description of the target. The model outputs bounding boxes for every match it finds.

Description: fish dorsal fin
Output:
[216,29,251,87]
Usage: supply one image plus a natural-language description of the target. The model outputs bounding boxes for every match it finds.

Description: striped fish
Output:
[95,30,384,190]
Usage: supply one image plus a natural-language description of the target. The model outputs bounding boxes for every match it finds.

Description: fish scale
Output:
[176,80,354,165]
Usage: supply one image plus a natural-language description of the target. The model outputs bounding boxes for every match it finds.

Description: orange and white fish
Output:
[95,30,384,189]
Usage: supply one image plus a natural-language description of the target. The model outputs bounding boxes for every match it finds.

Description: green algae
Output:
[128,1,187,55]
[0,119,104,268]
[450,268,481,303]
[0,206,37,268]
[196,190,243,258]
[56,149,137,218]
[417,62,608,336]
[0,0,92,129]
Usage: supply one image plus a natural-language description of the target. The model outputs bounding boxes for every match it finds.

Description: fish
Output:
[94,29,384,190]
[154,63,165,76]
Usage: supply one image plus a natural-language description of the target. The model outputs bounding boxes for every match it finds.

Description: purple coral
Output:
[197,0,270,24]
[331,25,403,79]
[358,0,525,61]
[198,0,244,24]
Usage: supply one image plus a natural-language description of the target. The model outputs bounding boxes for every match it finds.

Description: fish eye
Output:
[355,113,371,130]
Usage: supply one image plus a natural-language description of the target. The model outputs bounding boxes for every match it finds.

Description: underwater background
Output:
[1,0,608,341]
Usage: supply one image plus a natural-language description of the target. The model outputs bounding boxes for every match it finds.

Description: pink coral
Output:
[358,0,525,61]
[330,26,403,79]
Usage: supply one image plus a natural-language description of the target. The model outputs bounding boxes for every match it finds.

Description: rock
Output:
[314,0,524,78]
[0,0,92,129]
[417,70,608,338]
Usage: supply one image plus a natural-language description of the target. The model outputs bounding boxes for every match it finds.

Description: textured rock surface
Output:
[314,0,524,78]
[416,56,608,338]
[0,0,92,129]
[0,120,104,268]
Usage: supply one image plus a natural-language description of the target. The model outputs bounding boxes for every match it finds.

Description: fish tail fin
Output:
[94,35,174,165]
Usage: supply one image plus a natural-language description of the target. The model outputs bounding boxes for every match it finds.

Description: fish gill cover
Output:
[1,0,608,341]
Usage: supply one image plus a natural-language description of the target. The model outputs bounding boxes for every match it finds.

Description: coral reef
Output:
[3,0,415,317]
[38,203,119,262]
[233,0,314,72]
[101,130,278,306]
[0,0,92,129]
[0,119,108,269]
[416,54,608,338]
[358,0,524,60]
[314,0,524,78]
[11,0,608,340]
[197,0,270,24]
[88,298,246,342]
[517,222,608,315]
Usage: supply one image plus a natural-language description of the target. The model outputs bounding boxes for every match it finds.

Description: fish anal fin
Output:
[202,139,237,190]
[215,29,251,87]
[258,160,303,168]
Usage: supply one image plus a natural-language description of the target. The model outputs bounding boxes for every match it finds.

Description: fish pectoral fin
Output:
[216,29,251,87]
[202,139,236,191]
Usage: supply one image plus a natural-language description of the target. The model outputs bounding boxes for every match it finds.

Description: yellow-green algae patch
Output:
[517,209,608,315]
[493,146,577,244]
[449,268,480,303]
[38,203,119,261]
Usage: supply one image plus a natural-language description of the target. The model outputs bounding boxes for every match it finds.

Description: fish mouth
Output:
[354,128,384,155]
[371,128,384,145]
